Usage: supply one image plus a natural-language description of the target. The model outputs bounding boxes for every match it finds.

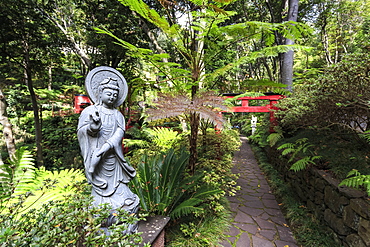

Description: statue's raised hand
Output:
[89,111,101,131]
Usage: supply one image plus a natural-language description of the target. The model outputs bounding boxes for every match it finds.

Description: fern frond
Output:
[146,92,227,128]
[9,148,36,195]
[289,156,314,172]
[10,168,85,216]
[296,138,309,145]
[339,170,370,196]
[277,143,294,151]
[170,198,204,219]
[267,133,283,147]
[123,139,150,148]
[280,147,295,156]
[118,0,171,31]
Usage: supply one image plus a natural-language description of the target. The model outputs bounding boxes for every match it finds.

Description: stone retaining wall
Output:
[266,147,370,247]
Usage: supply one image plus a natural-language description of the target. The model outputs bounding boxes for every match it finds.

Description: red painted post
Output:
[74,94,92,114]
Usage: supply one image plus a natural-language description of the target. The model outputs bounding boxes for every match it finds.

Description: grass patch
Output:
[250,143,341,247]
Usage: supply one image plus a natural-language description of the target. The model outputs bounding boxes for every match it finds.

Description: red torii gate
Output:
[222,93,285,132]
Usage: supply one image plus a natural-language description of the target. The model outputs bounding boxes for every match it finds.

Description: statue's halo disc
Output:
[85,66,128,107]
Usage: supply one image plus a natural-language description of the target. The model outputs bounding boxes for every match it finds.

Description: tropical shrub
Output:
[0,148,145,246]
[196,128,241,196]
[166,208,231,247]
[130,148,223,218]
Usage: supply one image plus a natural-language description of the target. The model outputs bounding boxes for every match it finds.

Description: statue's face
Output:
[101,88,119,108]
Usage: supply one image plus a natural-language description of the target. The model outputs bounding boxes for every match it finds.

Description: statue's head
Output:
[97,77,120,107]
[86,67,128,107]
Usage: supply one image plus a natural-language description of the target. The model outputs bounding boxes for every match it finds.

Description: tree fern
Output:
[146,91,228,129]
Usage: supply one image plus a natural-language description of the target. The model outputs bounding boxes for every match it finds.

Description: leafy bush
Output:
[0,148,144,246]
[166,207,231,247]
[0,192,144,246]
[276,53,370,133]
[42,114,82,170]
[196,129,241,196]
[274,129,370,179]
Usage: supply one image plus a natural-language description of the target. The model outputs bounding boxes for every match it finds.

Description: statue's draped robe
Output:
[77,105,138,210]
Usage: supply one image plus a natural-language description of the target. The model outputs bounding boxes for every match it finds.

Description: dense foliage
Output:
[1,192,144,246]
[0,0,369,245]
[276,53,370,133]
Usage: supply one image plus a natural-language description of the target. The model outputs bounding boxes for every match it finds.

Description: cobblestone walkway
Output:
[221,137,299,247]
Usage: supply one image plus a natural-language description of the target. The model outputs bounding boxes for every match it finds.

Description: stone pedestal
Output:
[138,215,170,247]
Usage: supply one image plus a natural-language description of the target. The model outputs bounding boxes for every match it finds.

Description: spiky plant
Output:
[145,91,228,174]
[130,148,222,218]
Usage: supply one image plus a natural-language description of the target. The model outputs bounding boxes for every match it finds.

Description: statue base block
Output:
[138,215,170,247]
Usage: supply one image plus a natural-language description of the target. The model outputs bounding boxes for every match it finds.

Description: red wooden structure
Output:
[223,93,285,132]
[74,94,92,114]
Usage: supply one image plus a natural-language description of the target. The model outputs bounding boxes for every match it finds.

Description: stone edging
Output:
[267,147,370,247]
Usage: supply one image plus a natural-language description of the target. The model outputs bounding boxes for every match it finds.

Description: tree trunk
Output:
[188,83,200,175]
[42,10,93,70]
[280,0,299,92]
[23,42,43,166]
[0,88,16,160]
[188,112,199,175]
[48,64,52,90]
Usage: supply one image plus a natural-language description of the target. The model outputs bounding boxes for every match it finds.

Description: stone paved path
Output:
[220,136,299,247]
